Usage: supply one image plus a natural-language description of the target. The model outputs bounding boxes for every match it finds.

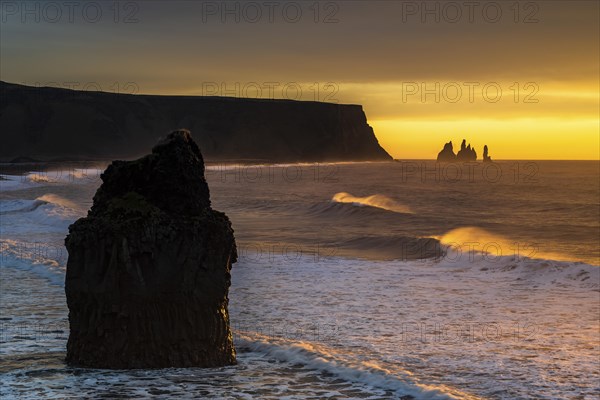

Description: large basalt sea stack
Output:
[64,130,237,369]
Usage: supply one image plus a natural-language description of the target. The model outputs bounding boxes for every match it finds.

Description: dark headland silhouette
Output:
[0,81,392,162]
[436,139,493,162]
[65,130,237,369]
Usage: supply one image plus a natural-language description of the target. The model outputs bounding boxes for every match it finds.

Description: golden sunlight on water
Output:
[332,192,413,214]
[437,227,580,264]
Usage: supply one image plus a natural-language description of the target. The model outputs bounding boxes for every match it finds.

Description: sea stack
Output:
[483,145,493,162]
[437,141,457,162]
[64,129,237,369]
[456,139,477,161]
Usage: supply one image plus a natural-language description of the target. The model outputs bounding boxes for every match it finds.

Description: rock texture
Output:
[0,81,392,162]
[64,130,237,369]
[436,141,457,162]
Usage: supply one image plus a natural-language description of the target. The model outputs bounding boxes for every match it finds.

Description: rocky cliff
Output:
[64,130,237,369]
[0,81,392,162]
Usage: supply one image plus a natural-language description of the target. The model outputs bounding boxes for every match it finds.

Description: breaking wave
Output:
[0,169,102,191]
[237,332,470,399]
[331,192,413,214]
[437,226,591,264]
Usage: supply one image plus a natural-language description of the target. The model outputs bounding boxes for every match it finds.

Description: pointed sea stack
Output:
[456,139,477,161]
[483,145,493,162]
[64,129,237,369]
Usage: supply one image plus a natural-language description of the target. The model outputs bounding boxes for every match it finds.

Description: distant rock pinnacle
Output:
[437,138,483,162]
[483,145,493,162]
[456,139,477,161]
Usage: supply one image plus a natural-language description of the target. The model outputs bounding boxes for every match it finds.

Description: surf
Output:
[236,331,476,399]
[331,192,413,214]
[437,226,595,265]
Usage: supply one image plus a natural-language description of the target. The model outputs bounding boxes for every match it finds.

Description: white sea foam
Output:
[230,252,600,399]
[237,331,470,399]
[0,194,82,285]
[1,162,598,399]
[0,195,83,235]
[0,169,102,192]
[0,240,65,286]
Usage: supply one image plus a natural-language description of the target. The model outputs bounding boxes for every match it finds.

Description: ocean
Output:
[0,160,598,399]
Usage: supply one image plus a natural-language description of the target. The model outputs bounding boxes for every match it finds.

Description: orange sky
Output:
[1,1,598,159]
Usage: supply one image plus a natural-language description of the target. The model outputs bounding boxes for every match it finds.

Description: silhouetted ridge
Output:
[0,81,392,162]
